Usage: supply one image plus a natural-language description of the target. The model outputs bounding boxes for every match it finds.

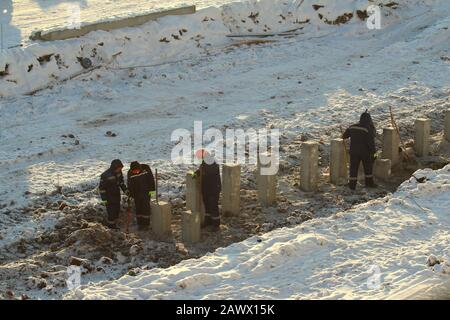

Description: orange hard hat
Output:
[195,149,209,160]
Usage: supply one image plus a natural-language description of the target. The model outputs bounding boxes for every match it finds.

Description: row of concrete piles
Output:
[331,110,450,184]
[153,110,450,244]
[182,165,242,243]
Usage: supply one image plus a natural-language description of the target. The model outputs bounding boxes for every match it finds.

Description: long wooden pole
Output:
[125,197,132,233]
[155,168,159,204]
[389,106,410,160]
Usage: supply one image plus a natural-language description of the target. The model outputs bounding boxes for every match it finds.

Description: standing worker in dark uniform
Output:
[343,111,377,190]
[127,161,156,231]
[193,150,222,231]
[99,159,128,229]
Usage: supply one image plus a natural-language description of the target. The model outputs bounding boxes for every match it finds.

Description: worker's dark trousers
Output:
[203,192,220,228]
[106,201,121,225]
[349,154,374,190]
[134,195,151,227]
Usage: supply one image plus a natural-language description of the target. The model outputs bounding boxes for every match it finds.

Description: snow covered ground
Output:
[4,0,449,97]
[67,165,450,300]
[0,0,449,299]
[5,0,236,48]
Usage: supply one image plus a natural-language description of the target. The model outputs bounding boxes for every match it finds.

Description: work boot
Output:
[108,222,119,230]
[209,225,220,232]
[105,219,119,229]
[138,225,149,232]
[365,177,377,188]
[204,224,220,232]
[348,180,357,190]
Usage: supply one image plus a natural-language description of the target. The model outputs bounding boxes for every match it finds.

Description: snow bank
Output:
[66,165,450,300]
[0,0,426,97]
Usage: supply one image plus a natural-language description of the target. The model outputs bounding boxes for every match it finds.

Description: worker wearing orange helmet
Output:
[192,149,222,231]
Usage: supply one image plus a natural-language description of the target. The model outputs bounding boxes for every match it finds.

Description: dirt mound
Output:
[65,223,113,247]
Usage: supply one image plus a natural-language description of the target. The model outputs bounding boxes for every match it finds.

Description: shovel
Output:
[125,196,132,233]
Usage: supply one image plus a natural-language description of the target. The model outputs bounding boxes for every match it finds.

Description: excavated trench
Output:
[1,108,448,300]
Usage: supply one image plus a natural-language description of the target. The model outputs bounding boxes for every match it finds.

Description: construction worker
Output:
[127,161,156,231]
[99,159,128,229]
[343,111,377,190]
[193,150,222,231]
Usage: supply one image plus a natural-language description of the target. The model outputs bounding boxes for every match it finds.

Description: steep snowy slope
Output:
[6,0,236,48]
[3,0,446,97]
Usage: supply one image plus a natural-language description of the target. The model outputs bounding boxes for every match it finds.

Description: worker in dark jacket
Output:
[194,150,222,231]
[127,161,156,231]
[99,159,128,229]
[343,111,377,190]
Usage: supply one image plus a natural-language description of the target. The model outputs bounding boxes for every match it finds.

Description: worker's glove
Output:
[148,191,156,198]
[190,171,197,179]
[372,152,380,162]
[102,200,108,207]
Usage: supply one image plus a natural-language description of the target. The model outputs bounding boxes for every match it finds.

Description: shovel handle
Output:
[125,197,132,233]
[155,169,159,204]
[389,106,410,160]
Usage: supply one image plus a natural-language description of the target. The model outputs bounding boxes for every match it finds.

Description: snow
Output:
[67,165,450,300]
[3,0,445,97]
[5,1,236,48]
[1,0,448,212]
[0,0,449,299]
